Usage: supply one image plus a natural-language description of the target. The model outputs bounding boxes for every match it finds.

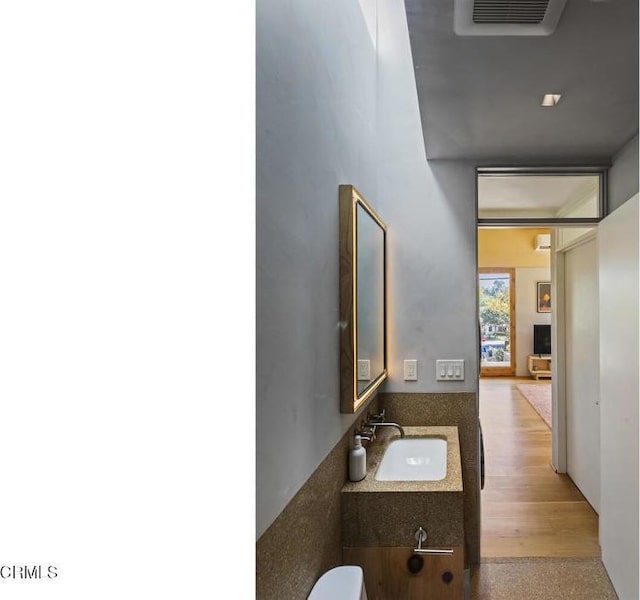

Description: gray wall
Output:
[256,0,379,538]
[608,134,639,213]
[381,159,479,393]
[377,0,478,393]
[257,0,479,538]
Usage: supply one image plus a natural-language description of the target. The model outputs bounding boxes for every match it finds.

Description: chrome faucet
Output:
[365,421,405,438]
[361,410,405,439]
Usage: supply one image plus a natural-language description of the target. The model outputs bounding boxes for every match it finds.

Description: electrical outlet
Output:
[404,359,418,381]
[357,359,371,381]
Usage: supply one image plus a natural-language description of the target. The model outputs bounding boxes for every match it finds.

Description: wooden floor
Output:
[480,378,600,558]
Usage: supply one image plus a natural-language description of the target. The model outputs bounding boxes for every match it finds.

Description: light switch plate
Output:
[357,359,371,381]
[436,359,465,381]
[404,359,418,381]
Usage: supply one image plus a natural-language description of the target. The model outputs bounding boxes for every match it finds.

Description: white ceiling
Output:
[405,0,639,163]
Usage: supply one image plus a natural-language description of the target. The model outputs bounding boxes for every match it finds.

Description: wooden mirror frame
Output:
[339,185,387,414]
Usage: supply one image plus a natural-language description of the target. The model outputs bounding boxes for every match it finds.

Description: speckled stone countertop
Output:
[341,426,464,547]
[341,426,463,494]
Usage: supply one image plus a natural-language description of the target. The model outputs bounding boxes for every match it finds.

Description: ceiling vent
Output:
[454,0,567,35]
[534,234,551,251]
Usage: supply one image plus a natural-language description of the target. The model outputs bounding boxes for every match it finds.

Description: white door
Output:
[564,237,600,512]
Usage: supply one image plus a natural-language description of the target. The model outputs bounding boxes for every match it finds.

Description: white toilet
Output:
[308,566,368,600]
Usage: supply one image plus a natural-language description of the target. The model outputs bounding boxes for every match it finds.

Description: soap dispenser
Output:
[349,435,367,482]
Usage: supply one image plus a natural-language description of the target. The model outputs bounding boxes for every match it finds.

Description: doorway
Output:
[476,167,606,471]
[477,228,599,559]
[476,168,606,560]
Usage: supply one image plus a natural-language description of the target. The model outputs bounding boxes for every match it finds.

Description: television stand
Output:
[528,355,552,380]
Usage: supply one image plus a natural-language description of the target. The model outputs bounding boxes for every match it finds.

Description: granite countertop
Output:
[341,425,463,494]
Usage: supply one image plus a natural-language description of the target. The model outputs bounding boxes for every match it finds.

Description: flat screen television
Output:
[533,324,551,356]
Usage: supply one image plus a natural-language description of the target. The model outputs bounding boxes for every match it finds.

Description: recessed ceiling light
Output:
[541,93,562,107]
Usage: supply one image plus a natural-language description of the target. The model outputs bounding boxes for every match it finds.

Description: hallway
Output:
[479,378,600,558]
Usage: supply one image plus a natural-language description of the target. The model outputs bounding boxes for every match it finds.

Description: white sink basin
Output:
[375,437,447,481]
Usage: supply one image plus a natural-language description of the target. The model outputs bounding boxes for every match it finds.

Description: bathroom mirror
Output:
[339,185,387,413]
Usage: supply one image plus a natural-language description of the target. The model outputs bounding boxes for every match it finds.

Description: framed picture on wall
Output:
[537,282,551,313]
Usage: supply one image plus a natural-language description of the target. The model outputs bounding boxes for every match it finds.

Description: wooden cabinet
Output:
[343,546,464,599]
[528,355,552,380]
